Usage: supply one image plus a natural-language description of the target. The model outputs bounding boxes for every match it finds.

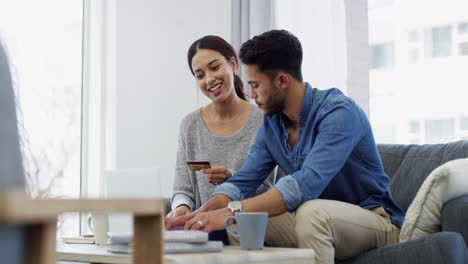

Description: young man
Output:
[166,30,404,263]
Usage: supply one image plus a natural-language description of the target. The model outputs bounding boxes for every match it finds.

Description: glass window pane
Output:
[460,42,468,56]
[370,42,394,69]
[458,22,468,34]
[432,25,452,58]
[425,119,454,143]
[0,0,83,237]
[461,117,468,130]
[409,121,420,133]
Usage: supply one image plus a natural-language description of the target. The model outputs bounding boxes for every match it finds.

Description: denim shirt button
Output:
[291,159,296,163]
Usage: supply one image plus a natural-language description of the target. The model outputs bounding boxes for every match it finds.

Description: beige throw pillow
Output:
[399,158,468,242]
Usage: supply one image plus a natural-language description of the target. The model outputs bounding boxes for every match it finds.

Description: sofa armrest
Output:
[336,232,468,264]
[442,195,468,247]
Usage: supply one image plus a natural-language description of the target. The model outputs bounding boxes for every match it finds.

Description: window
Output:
[407,118,468,144]
[428,25,452,58]
[458,22,468,35]
[370,42,394,69]
[456,22,468,56]
[0,0,84,237]
[460,42,468,56]
[409,121,420,133]
[461,117,468,130]
[368,1,468,144]
[425,119,455,143]
[407,29,422,62]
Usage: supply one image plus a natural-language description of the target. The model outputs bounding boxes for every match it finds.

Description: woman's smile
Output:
[208,82,223,96]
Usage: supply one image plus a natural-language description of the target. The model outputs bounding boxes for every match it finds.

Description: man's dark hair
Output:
[239,29,303,81]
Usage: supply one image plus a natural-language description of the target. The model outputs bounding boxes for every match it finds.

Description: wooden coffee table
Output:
[57,242,315,264]
[0,192,164,264]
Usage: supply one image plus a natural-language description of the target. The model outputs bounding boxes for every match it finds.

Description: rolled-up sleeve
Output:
[273,175,303,210]
[211,182,244,201]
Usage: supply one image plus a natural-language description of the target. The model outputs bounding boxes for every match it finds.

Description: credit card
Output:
[187,161,211,171]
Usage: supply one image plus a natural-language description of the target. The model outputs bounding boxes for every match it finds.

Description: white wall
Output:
[274,0,347,95]
[110,0,232,197]
[273,0,369,114]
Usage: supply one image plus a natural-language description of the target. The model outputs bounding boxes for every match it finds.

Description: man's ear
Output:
[276,72,290,91]
[230,56,238,74]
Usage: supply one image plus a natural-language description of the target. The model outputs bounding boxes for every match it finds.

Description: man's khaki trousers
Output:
[229,199,400,264]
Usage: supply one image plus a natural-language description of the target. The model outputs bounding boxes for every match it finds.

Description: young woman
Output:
[167,36,275,221]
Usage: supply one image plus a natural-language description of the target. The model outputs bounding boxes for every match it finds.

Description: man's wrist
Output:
[224,207,234,216]
[198,196,226,212]
[227,200,243,214]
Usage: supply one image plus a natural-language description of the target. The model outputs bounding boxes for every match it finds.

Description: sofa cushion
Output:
[377,141,468,212]
[336,232,468,264]
[442,196,468,247]
[399,158,468,242]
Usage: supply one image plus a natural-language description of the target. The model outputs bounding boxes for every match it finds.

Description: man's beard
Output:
[264,84,286,117]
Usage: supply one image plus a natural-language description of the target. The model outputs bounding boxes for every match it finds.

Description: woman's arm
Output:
[171,119,196,212]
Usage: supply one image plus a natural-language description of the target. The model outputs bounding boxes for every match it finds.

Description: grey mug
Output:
[225,212,268,250]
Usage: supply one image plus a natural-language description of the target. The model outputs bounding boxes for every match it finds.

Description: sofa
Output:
[165,141,468,263]
[338,141,468,264]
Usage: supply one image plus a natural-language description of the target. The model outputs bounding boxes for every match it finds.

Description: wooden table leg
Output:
[133,213,163,264]
[24,221,56,264]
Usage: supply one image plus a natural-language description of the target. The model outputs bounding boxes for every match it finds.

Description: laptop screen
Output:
[104,167,161,233]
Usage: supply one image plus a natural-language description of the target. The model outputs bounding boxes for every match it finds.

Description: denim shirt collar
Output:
[297,83,313,128]
[273,83,313,144]
[270,82,314,132]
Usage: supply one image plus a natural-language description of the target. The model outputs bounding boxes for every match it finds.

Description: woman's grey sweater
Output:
[171,106,276,211]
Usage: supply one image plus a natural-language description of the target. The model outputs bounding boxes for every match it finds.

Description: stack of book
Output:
[107,230,223,254]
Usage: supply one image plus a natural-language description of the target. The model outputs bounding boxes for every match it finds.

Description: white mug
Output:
[87,213,109,245]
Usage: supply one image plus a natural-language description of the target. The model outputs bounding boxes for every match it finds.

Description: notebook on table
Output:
[108,230,209,244]
[108,241,224,254]
[107,230,223,254]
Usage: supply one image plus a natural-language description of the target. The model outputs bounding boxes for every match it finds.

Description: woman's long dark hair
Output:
[187,36,246,101]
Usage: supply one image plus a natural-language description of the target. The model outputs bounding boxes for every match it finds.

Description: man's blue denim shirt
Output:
[212,83,404,227]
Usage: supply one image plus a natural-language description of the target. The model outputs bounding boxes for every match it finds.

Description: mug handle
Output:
[87,214,94,233]
[225,216,239,239]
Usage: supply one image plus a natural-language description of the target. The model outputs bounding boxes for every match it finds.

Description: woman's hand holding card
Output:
[201,165,232,185]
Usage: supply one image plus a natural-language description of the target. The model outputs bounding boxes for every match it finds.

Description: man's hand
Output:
[165,205,190,222]
[165,194,233,230]
[201,165,232,185]
[165,211,196,230]
[184,207,233,232]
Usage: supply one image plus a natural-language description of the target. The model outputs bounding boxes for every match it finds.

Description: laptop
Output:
[104,167,161,234]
